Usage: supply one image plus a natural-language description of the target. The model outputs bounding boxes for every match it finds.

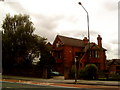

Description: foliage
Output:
[2,14,55,76]
[2,14,35,71]
[97,70,109,80]
[78,69,85,79]
[69,65,76,79]
[83,64,98,80]
[69,64,98,80]
[109,73,120,80]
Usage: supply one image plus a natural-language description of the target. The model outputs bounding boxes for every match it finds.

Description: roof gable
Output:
[53,35,63,46]
[83,43,107,52]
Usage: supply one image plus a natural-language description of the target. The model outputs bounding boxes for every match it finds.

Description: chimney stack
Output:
[97,35,102,47]
[83,37,88,45]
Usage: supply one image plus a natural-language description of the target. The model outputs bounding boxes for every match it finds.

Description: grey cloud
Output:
[104,42,118,59]
[32,14,65,42]
[4,1,65,41]
[111,49,118,59]
[110,39,118,44]
[35,19,57,31]
[104,1,118,11]
[34,27,57,43]
[65,16,79,24]
[104,43,112,53]
[60,30,99,37]
[31,14,88,43]
[5,2,29,14]
[33,14,64,31]
[2,2,63,43]
[32,14,100,42]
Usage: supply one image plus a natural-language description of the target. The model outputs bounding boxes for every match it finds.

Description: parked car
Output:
[50,70,63,76]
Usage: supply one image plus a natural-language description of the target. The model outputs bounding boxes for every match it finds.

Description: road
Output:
[1,77,119,90]
[1,81,93,90]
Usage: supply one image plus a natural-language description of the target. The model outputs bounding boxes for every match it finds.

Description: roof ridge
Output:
[57,35,82,41]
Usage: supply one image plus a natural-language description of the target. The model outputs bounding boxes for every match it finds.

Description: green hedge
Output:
[69,64,98,80]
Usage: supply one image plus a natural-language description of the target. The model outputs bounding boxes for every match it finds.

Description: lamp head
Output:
[78,2,82,5]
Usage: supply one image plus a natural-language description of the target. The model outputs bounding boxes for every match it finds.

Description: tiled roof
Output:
[57,35,85,47]
[109,59,120,65]
[83,43,107,52]
[107,59,120,66]
[56,35,106,51]
[106,60,113,66]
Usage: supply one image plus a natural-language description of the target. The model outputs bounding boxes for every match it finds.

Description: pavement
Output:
[1,75,120,86]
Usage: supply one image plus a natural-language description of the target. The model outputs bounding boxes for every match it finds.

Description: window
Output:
[56,41,61,48]
[95,51,99,58]
[116,66,120,70]
[56,51,62,59]
[75,52,84,59]
[75,52,80,57]
[90,50,99,58]
[56,43,59,47]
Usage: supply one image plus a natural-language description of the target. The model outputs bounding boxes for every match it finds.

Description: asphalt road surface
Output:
[1,81,93,90]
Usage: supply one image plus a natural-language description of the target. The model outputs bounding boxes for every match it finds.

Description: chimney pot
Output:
[83,37,88,45]
[97,35,102,47]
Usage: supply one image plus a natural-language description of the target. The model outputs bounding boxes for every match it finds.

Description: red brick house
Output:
[52,35,107,79]
[107,59,120,74]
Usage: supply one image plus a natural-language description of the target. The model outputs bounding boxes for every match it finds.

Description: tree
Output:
[2,14,36,73]
[2,14,55,77]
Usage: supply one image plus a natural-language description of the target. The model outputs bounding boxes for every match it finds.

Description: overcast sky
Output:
[0,0,119,59]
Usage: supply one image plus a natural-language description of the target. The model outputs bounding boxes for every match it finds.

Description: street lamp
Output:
[78,2,91,58]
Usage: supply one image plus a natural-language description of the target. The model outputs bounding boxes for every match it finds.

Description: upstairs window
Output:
[75,52,84,59]
[95,51,99,58]
[56,43,59,48]
[116,66,120,70]
[90,50,99,58]
[56,41,62,48]
[55,51,62,59]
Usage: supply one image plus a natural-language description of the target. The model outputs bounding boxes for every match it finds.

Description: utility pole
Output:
[78,2,91,58]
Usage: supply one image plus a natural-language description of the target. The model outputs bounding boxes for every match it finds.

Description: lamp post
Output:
[78,2,91,58]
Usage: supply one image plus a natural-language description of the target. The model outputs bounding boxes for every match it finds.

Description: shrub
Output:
[69,64,98,80]
[83,64,98,80]
[97,70,109,80]
[69,65,75,79]
[78,69,85,79]
[109,73,120,80]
